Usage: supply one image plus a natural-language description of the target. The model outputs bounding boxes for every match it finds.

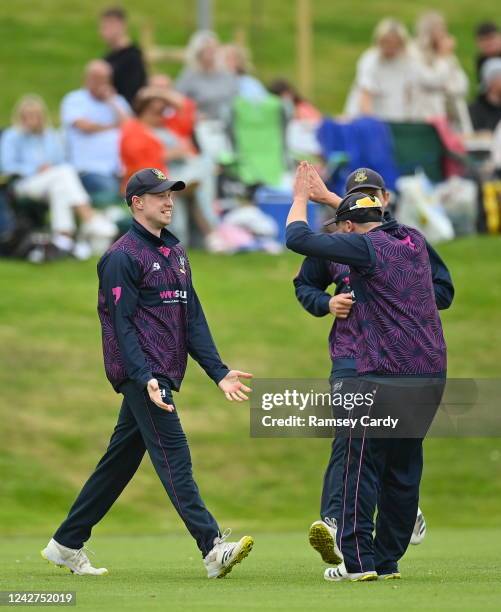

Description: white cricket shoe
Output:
[410,507,426,545]
[41,538,108,576]
[308,518,343,565]
[324,562,377,582]
[204,529,254,578]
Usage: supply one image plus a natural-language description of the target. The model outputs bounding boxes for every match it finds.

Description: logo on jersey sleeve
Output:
[112,286,122,305]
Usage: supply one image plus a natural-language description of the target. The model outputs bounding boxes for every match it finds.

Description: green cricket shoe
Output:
[309,518,343,565]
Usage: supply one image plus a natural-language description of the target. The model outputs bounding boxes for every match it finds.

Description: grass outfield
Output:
[1,530,501,611]
[1,235,501,537]
[0,0,498,121]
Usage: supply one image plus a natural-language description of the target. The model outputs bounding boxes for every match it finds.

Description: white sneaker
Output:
[309,518,343,565]
[324,563,377,582]
[80,213,117,239]
[41,538,108,576]
[204,529,254,579]
[72,240,92,261]
[410,507,426,545]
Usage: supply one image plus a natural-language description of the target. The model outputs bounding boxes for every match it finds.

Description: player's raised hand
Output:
[306,163,342,209]
[329,293,353,319]
[218,370,253,402]
[293,161,310,204]
[147,378,175,412]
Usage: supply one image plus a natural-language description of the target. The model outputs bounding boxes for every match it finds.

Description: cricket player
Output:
[42,168,254,578]
[294,168,453,561]
[286,162,447,582]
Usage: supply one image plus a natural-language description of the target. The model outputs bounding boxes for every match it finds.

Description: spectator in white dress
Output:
[344,18,415,121]
[412,11,469,129]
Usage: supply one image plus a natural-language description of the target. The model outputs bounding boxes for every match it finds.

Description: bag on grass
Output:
[396,173,455,244]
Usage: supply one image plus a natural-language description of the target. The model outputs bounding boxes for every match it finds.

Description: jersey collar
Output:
[131,218,180,247]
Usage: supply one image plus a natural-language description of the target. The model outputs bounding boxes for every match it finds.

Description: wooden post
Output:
[197,0,213,31]
[296,0,313,98]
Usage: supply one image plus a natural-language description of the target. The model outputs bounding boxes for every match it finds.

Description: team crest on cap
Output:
[354,169,368,183]
[151,168,166,180]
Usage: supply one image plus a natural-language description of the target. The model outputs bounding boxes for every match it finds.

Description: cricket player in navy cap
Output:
[294,167,453,563]
[286,162,448,582]
[42,168,254,578]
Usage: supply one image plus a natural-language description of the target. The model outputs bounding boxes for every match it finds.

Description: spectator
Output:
[61,60,130,204]
[219,44,268,100]
[120,87,219,248]
[469,58,501,132]
[344,18,415,121]
[1,95,116,256]
[413,11,469,128]
[475,22,501,83]
[149,74,197,148]
[268,78,321,121]
[175,30,238,121]
[100,6,147,104]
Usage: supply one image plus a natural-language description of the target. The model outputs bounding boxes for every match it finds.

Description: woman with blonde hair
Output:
[175,30,238,121]
[344,18,416,121]
[412,11,469,128]
[1,94,116,257]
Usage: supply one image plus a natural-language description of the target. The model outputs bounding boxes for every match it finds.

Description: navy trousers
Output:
[320,376,443,574]
[53,378,219,557]
[322,434,423,574]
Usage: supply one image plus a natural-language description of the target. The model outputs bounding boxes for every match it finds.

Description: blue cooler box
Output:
[254,186,320,244]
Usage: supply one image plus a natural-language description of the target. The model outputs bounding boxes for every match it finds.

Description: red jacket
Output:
[120,119,168,192]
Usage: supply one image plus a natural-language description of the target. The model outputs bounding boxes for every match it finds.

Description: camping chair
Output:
[224,94,287,189]
[387,122,446,183]
[386,121,477,183]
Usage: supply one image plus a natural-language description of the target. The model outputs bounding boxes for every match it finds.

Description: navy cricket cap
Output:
[125,168,185,205]
[326,191,384,225]
[345,168,386,195]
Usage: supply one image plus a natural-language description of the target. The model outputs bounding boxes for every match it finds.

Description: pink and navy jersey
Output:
[97,219,229,392]
[325,263,359,364]
[288,219,449,377]
[351,224,446,375]
[294,259,358,375]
